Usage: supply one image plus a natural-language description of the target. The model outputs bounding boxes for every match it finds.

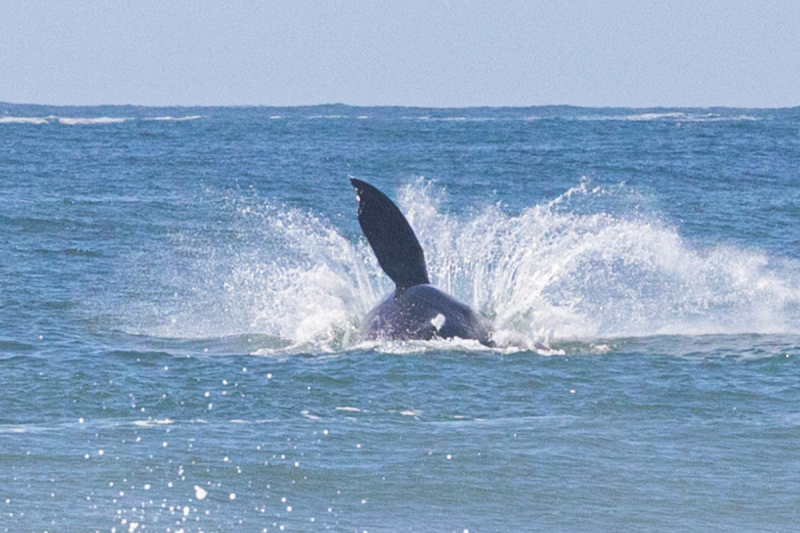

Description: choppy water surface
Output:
[1,104,800,532]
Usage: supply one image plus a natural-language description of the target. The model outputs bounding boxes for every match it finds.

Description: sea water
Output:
[1,104,799,532]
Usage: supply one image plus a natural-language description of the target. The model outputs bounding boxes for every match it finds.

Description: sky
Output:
[2,0,799,108]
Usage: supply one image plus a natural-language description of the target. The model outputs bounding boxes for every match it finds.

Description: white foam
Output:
[627,112,691,121]
[2,115,201,125]
[146,115,201,121]
[627,112,758,122]
[351,337,520,354]
[56,117,130,125]
[0,116,49,124]
[409,116,498,122]
[132,419,174,427]
[578,112,759,122]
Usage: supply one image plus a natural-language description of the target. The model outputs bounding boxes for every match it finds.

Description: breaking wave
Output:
[145,115,202,121]
[0,116,50,125]
[1,115,200,125]
[577,112,759,122]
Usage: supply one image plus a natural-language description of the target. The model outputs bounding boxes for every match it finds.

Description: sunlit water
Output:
[2,104,800,532]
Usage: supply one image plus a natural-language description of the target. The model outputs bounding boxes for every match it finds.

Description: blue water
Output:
[2,104,800,532]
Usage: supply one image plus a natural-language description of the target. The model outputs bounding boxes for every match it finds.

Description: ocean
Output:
[1,103,799,532]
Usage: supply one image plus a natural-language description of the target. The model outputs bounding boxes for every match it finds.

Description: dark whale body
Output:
[363,284,493,344]
[350,179,493,346]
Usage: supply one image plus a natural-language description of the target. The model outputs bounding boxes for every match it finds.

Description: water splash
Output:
[123,181,800,352]
[398,179,800,341]
[125,199,384,352]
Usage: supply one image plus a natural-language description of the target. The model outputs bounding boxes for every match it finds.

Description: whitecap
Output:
[132,419,174,427]
[146,115,201,121]
[0,116,49,124]
[578,112,759,123]
[56,117,130,125]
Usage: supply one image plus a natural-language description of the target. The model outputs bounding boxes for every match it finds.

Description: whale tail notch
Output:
[350,178,430,290]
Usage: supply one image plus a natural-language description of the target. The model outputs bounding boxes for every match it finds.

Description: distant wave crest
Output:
[145,115,202,121]
[57,116,130,125]
[0,116,50,124]
[578,112,759,122]
[1,115,200,125]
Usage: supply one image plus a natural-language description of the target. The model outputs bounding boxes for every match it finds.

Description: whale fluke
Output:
[350,178,430,290]
[350,179,493,346]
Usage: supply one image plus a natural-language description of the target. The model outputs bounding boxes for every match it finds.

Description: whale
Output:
[350,178,493,346]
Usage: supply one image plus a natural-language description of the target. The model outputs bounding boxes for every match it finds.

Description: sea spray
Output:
[120,181,800,351]
[120,197,383,351]
[399,179,800,340]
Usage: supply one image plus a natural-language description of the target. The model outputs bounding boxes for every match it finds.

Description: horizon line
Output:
[2,100,799,111]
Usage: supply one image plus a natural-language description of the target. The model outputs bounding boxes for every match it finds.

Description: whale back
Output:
[362,284,493,346]
[350,178,430,290]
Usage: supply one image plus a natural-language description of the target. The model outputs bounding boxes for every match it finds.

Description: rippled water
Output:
[1,104,799,532]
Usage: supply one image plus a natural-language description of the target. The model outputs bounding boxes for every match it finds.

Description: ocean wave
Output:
[578,112,759,122]
[1,115,200,125]
[144,115,201,121]
[56,116,131,125]
[0,116,49,124]
[400,116,499,122]
[132,419,174,427]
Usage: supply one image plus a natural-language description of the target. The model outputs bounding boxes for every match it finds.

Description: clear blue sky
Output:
[2,0,799,108]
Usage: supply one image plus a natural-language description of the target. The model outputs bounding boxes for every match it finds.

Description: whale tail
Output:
[350,179,430,290]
